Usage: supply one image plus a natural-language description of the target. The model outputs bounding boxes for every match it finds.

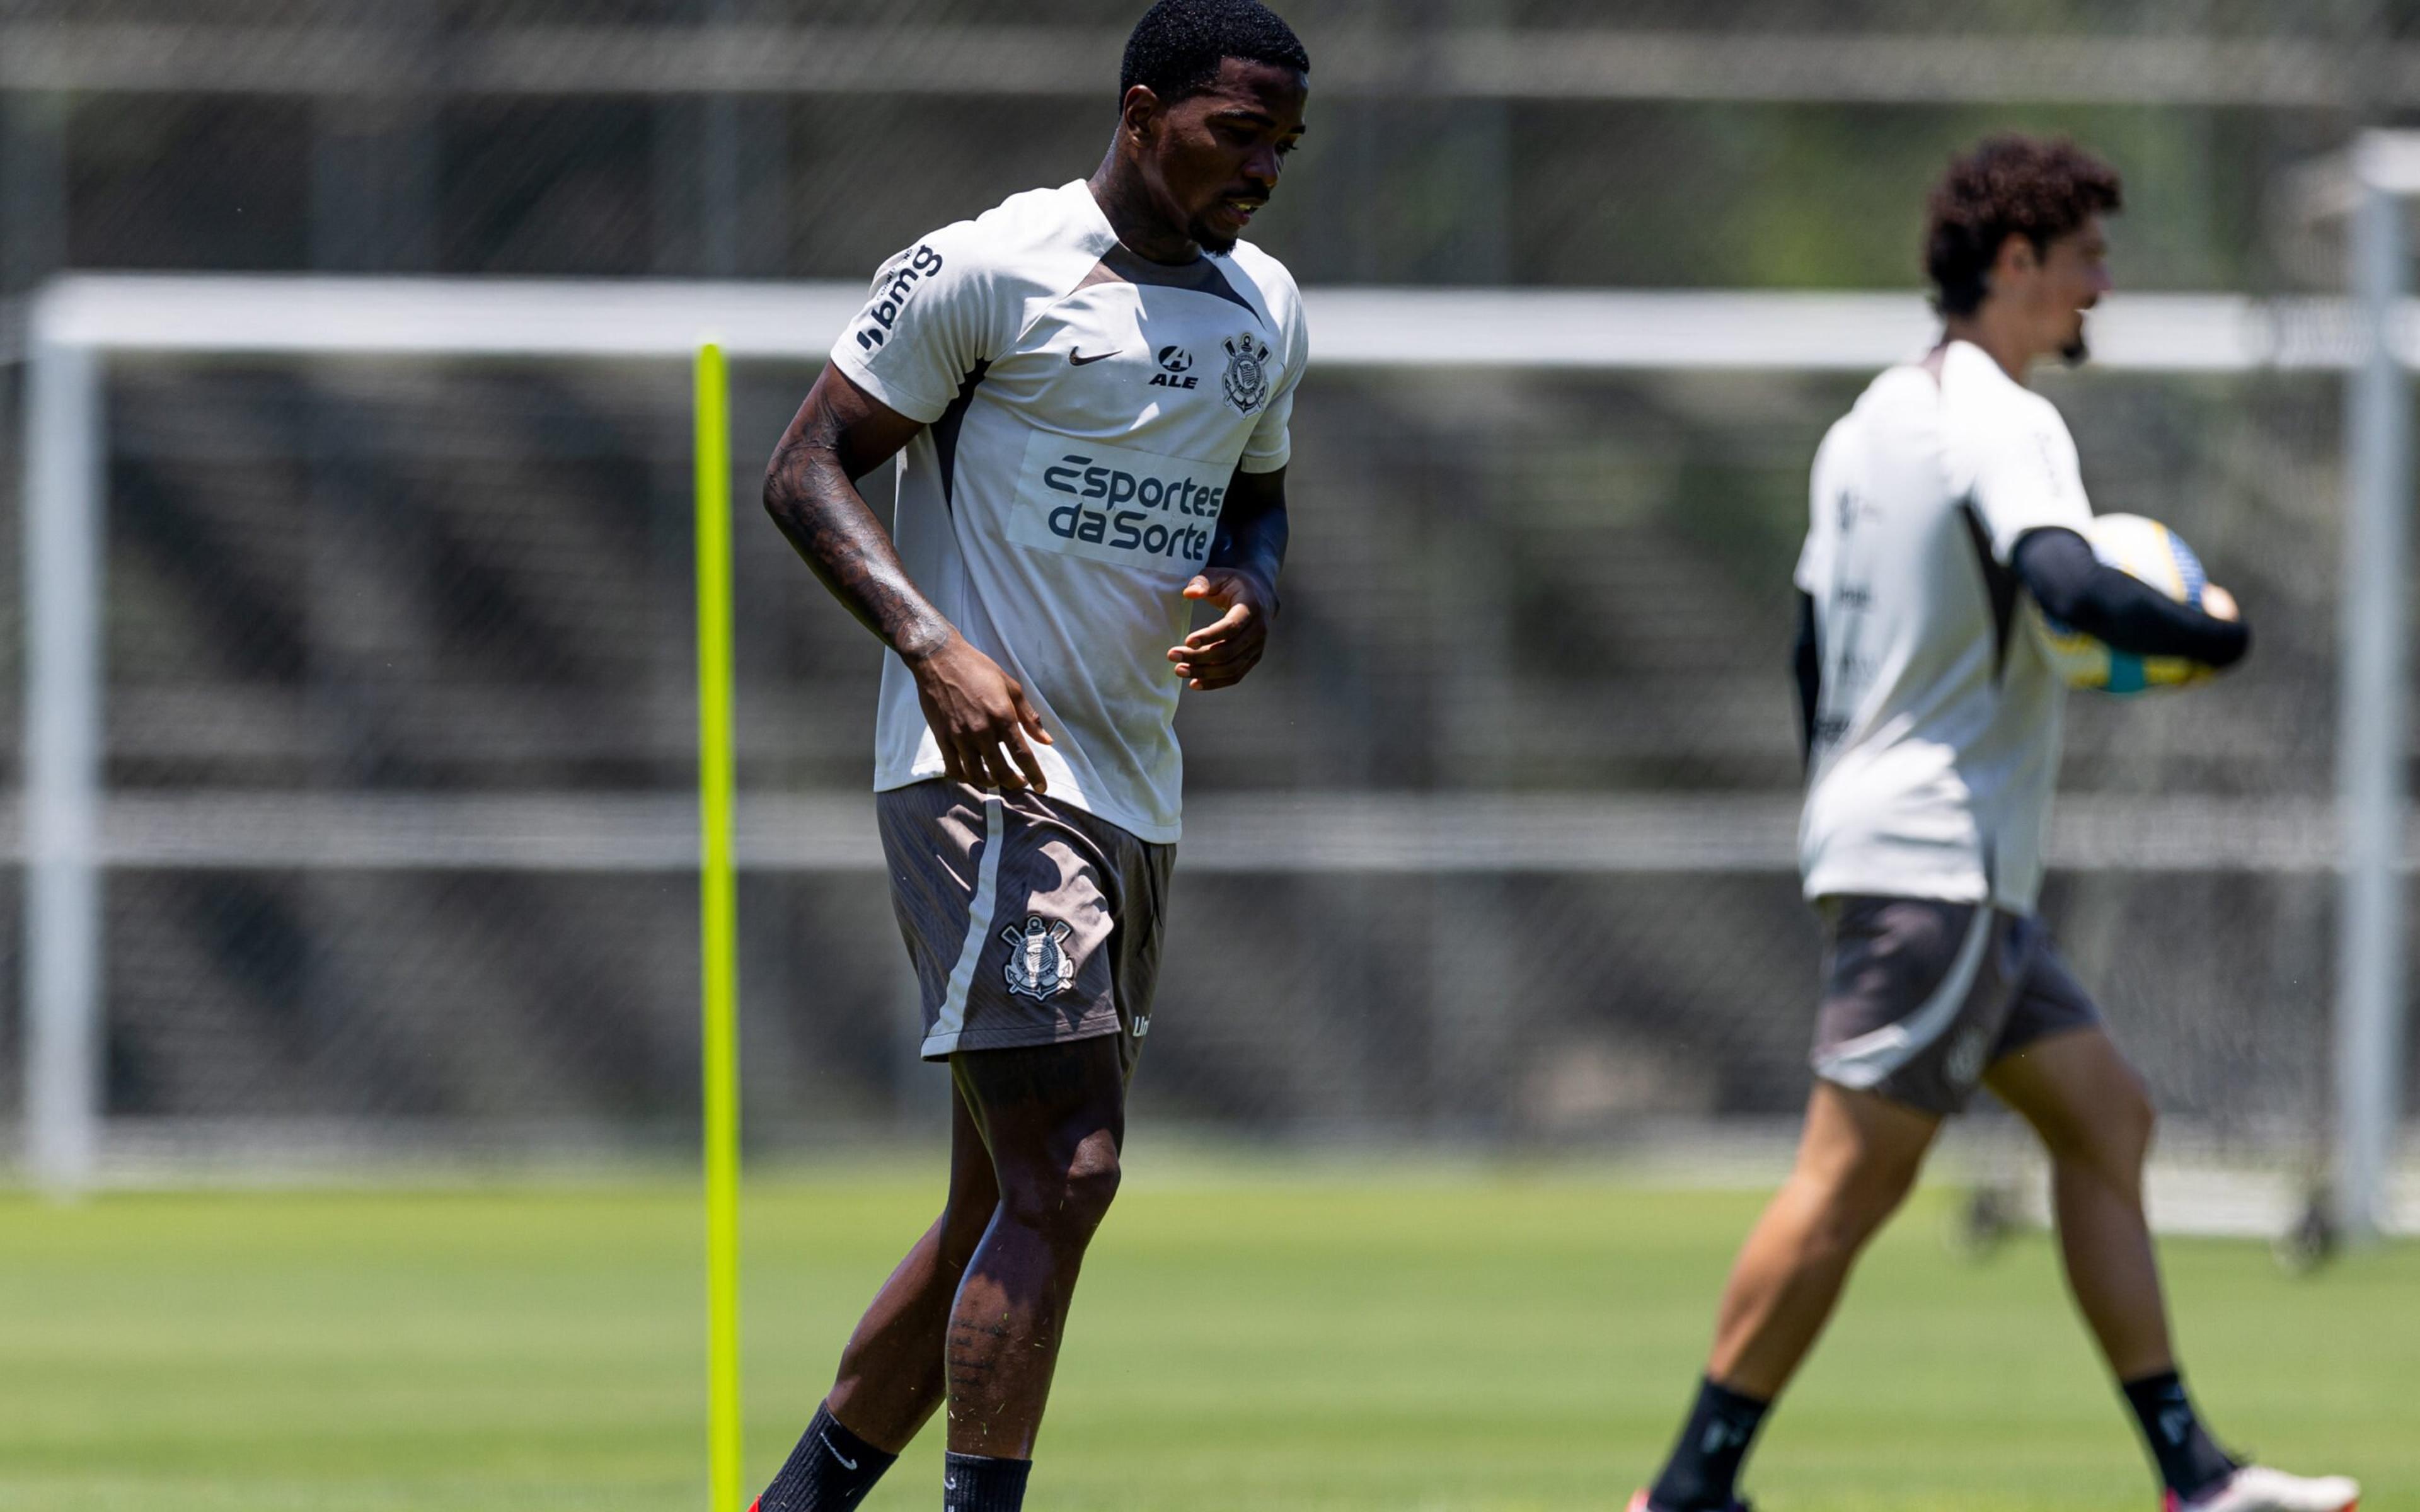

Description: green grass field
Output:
[3,1162,2412,1511]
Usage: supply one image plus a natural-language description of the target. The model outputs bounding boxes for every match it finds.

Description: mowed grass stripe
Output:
[1,1174,2410,1510]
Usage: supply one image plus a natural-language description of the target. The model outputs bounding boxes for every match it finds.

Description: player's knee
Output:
[1059,1146,1122,1234]
[935,1203,991,1270]
[2048,1069,2158,1175]
[1809,1152,1922,1250]
[999,1135,1121,1247]
[1835,1186,1910,1252]
[2092,1075,2158,1170]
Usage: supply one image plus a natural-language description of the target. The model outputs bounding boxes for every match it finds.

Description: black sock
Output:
[2121,1370,2238,1502]
[1647,1376,1771,1511]
[757,1403,897,1512]
[943,1451,1032,1512]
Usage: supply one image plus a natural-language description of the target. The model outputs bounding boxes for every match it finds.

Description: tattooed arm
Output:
[764,366,1053,791]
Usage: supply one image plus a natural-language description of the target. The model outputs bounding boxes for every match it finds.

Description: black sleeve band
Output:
[1793,591,1820,767]
[2010,527,2250,668]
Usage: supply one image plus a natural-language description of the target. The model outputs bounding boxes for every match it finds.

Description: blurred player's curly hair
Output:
[1925,135,2123,316]
[1120,0,1310,108]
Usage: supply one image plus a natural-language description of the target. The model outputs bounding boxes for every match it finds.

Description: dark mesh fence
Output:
[0,2,2406,1184]
[0,352,2376,1181]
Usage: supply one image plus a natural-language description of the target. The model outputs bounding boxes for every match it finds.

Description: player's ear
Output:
[1119,84,1161,143]
[1997,232,2038,281]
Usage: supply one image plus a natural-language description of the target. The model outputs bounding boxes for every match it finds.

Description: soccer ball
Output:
[2025,513,2217,694]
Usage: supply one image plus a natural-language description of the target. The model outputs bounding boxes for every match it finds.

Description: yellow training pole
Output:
[694,340,745,1512]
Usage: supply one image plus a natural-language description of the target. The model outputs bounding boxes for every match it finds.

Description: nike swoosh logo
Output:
[1068,348,1120,366]
[822,1433,859,1472]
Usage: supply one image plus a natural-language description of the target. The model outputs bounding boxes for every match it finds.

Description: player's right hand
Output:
[2203,583,2238,622]
[906,633,1054,793]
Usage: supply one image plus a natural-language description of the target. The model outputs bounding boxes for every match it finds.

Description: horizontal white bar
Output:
[1305,289,2369,372]
[0,790,2388,874]
[25,275,2395,373]
[28,277,870,361]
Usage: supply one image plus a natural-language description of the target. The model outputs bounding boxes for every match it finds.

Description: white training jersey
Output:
[1795,338,2095,914]
[831,180,1308,844]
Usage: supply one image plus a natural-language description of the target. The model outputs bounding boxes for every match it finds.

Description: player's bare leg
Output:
[942,1037,1127,1478]
[752,1084,999,1511]
[826,1082,1003,1448]
[754,1040,1125,1511]
[1707,1081,1939,1398]
[1985,1028,2357,1511]
[1636,1082,1937,1511]
[1985,1027,2171,1375]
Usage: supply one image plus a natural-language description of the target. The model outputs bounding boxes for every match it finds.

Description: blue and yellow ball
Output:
[2026,513,2216,694]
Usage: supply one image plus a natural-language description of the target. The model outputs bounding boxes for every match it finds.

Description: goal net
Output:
[8,272,2410,1240]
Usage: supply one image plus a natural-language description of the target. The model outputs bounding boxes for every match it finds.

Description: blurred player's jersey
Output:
[1795,338,2094,914]
[831,180,1307,842]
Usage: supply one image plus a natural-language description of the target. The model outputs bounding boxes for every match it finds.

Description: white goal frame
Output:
[13,260,2412,1235]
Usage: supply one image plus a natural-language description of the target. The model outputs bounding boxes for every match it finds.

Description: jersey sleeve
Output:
[827,224,1018,426]
[1795,421,1846,595]
[1794,519,1830,597]
[1238,279,1308,475]
[1968,398,2093,564]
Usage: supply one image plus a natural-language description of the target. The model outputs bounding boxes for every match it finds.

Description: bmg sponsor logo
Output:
[1010,433,1228,572]
[853,244,944,353]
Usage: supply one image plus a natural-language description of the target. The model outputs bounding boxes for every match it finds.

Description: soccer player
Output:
[749,3,1308,1509]
[1631,137,2360,1512]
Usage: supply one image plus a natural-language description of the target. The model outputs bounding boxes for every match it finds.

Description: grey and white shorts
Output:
[876,779,1173,1077]
[1810,895,2102,1116]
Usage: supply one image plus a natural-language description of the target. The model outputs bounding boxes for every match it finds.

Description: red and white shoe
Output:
[1627,1492,1752,1512]
[2165,1465,2360,1512]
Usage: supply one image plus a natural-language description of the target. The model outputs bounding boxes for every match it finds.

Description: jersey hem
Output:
[1801,872,2039,917]
[921,1016,1122,1062]
[874,763,1180,846]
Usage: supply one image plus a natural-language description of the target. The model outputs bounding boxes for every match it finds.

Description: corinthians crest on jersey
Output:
[1221,333,1272,415]
[1000,914,1077,1000]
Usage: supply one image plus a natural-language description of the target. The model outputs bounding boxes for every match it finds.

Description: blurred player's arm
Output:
[764,366,1053,791]
[1793,592,1821,767]
[1170,465,1288,692]
[2010,527,2250,667]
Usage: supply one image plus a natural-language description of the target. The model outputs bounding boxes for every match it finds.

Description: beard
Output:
[2060,311,2092,366]
[1191,222,1240,255]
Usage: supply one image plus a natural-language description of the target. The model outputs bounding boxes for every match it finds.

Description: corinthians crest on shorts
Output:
[1000,914,1076,1000]
[1221,333,1272,415]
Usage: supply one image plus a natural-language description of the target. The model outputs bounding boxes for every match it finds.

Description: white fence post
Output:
[2335,137,2411,1243]
[20,322,105,1196]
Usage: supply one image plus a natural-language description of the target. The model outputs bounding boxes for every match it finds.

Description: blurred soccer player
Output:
[1631,137,2358,1512]
[749,3,1307,1508]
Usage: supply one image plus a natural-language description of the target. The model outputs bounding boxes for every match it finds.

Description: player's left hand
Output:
[1169,570,1277,690]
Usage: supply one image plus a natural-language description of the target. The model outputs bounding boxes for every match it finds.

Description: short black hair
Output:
[1925,135,2123,316]
[1119,0,1309,108]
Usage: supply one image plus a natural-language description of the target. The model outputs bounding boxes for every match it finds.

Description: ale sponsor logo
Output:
[1149,345,1199,390]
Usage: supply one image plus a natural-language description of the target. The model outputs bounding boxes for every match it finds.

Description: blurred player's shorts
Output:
[1810,895,2103,1114]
